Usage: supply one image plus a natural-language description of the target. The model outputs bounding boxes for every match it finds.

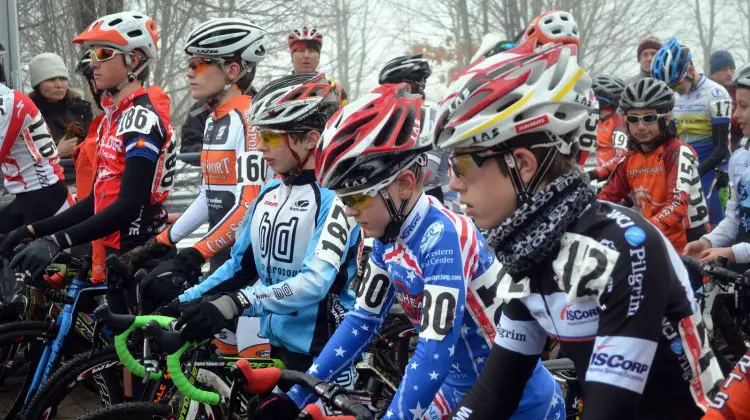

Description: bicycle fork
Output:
[24,277,86,402]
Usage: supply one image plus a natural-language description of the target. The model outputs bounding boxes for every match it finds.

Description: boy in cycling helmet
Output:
[132,18,268,311]
[685,62,750,270]
[435,43,721,420]
[378,54,450,203]
[170,73,360,373]
[291,83,564,420]
[3,11,176,287]
[588,75,627,181]
[599,78,708,253]
[653,38,732,226]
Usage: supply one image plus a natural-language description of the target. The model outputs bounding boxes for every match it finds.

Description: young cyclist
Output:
[684,63,750,269]
[293,83,564,419]
[599,78,707,253]
[652,38,732,225]
[434,43,722,419]
[588,75,628,181]
[2,11,175,286]
[134,18,268,309]
[169,73,360,373]
[288,26,347,106]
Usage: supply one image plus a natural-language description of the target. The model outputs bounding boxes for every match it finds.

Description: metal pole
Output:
[6,0,20,89]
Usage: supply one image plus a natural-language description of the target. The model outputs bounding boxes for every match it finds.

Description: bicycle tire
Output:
[0,320,90,420]
[20,345,126,420]
[76,402,172,420]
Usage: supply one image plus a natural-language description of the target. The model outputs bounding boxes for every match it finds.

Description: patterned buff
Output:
[486,170,596,277]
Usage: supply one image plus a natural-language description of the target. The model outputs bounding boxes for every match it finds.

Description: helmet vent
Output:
[110,18,123,26]
[374,107,403,147]
[128,30,143,38]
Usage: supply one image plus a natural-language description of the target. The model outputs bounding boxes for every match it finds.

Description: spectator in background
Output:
[28,52,92,158]
[709,50,743,149]
[288,26,348,105]
[627,36,662,84]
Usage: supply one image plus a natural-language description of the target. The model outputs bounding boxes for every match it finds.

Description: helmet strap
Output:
[281,132,315,184]
[105,53,147,97]
[377,164,421,243]
[504,145,558,205]
[206,62,251,109]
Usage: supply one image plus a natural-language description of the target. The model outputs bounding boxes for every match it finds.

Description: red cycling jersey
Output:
[599,136,697,251]
[94,86,176,250]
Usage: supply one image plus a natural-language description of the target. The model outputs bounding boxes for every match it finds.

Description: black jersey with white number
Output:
[493,200,722,418]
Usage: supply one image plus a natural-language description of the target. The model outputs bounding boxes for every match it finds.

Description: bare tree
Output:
[686,0,721,71]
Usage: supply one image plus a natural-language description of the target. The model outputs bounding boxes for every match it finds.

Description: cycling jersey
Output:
[290,194,564,420]
[156,95,264,260]
[0,83,65,194]
[704,351,750,419]
[179,170,360,356]
[593,109,627,180]
[599,136,707,251]
[674,75,732,225]
[703,142,750,265]
[93,86,176,250]
[464,200,722,419]
[576,89,599,167]
[325,75,348,106]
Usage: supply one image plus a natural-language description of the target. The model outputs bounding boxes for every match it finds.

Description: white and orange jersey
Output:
[0,84,65,194]
[157,95,267,259]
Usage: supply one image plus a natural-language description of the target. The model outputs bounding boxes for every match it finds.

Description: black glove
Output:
[154,299,183,317]
[10,237,60,282]
[141,247,205,309]
[250,391,301,420]
[175,293,246,342]
[0,226,34,256]
[119,237,174,277]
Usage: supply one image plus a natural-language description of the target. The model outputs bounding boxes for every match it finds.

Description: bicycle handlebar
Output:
[93,303,174,380]
[233,360,374,420]
[680,255,750,286]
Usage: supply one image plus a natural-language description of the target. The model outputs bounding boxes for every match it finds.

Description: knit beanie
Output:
[710,51,735,75]
[29,53,69,87]
[637,37,662,60]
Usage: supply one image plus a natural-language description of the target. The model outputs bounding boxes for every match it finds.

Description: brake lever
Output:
[87,318,105,360]
[141,334,159,384]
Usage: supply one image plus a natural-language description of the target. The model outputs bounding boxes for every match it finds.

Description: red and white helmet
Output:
[73,11,159,60]
[316,83,432,196]
[434,42,592,153]
[287,26,323,50]
[520,10,580,48]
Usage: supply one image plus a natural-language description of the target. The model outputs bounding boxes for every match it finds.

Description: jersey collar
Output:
[690,74,707,92]
[288,169,316,186]
[213,95,251,119]
[398,193,430,243]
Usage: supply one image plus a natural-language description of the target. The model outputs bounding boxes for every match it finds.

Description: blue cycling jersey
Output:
[179,171,361,355]
[289,194,560,418]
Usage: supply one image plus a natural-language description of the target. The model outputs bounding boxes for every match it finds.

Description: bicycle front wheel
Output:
[77,402,172,420]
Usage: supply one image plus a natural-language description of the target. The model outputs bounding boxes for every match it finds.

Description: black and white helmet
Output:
[379,54,431,94]
[733,62,750,89]
[185,18,267,64]
[620,78,674,114]
[592,75,626,108]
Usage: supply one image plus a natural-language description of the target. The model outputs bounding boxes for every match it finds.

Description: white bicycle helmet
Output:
[434,42,592,152]
[185,18,267,64]
[73,11,159,60]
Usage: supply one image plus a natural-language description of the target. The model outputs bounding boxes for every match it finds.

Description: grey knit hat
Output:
[29,52,69,87]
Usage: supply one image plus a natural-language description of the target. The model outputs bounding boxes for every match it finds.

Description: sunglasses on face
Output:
[450,149,501,178]
[89,47,127,62]
[339,192,378,211]
[258,130,305,149]
[625,113,666,124]
[187,56,224,73]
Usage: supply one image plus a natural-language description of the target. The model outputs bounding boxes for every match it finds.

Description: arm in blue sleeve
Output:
[178,195,259,303]
[386,221,473,420]
[237,194,361,316]
[289,250,395,407]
